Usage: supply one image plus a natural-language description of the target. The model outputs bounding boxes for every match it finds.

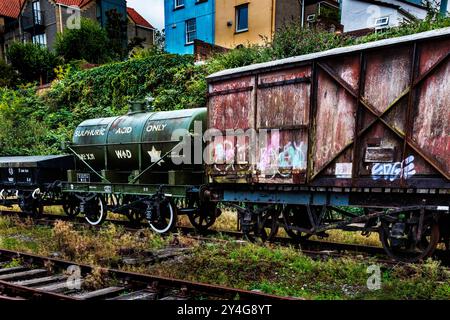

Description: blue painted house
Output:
[164,0,215,55]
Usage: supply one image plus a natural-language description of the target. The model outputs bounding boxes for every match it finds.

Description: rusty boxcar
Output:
[206,28,450,262]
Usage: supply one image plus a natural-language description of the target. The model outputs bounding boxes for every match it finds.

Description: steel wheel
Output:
[282,205,312,241]
[188,201,219,232]
[259,208,280,242]
[122,196,146,226]
[147,199,177,234]
[379,218,440,263]
[85,195,107,226]
[240,206,279,243]
[62,194,80,218]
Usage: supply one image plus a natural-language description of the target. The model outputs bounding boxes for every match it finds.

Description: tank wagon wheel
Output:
[62,194,80,218]
[379,213,440,263]
[146,197,178,234]
[188,200,220,232]
[84,195,107,226]
[126,207,146,226]
[282,205,313,241]
[119,195,146,226]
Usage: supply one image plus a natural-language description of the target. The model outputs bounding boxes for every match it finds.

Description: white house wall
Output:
[341,0,427,33]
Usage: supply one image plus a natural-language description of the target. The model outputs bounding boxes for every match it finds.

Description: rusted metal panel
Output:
[257,67,311,129]
[412,40,450,175]
[313,68,356,176]
[363,46,412,114]
[208,76,254,131]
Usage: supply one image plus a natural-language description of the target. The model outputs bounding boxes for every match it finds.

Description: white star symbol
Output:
[148,146,165,166]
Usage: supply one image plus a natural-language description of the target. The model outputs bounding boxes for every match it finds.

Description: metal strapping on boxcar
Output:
[206,27,450,192]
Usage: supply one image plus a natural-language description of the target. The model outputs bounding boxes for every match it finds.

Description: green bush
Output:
[6,42,61,84]
[0,59,19,88]
[0,87,57,155]
[55,18,113,64]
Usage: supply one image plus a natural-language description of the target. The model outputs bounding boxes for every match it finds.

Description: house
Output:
[164,0,215,55]
[341,0,449,33]
[164,0,341,54]
[0,0,24,59]
[1,0,154,60]
[127,7,155,49]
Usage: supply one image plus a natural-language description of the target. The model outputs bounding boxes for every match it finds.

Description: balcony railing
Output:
[21,10,45,32]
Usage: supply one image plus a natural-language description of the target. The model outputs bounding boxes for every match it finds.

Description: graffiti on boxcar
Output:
[258,138,307,178]
[371,155,416,181]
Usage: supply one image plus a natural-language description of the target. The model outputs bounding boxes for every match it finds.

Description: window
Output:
[236,4,248,33]
[32,33,46,47]
[307,14,316,22]
[32,1,42,25]
[374,16,389,27]
[175,0,185,9]
[185,19,196,44]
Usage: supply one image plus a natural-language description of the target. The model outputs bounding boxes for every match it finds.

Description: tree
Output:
[6,42,61,84]
[105,9,128,60]
[154,29,166,51]
[55,18,113,64]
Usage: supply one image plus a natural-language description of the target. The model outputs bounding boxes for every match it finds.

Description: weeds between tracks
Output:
[1,215,450,299]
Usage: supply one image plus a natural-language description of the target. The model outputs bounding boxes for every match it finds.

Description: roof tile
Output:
[0,0,25,19]
[127,7,154,29]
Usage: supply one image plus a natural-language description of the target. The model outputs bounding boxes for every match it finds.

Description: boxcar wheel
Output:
[85,195,107,226]
[188,201,218,232]
[379,217,440,263]
[282,205,312,241]
[239,206,279,243]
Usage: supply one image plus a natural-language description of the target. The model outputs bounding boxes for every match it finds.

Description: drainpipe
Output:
[58,3,64,33]
[301,0,305,28]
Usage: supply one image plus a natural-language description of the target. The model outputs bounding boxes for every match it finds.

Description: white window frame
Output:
[32,0,42,25]
[32,33,47,47]
[175,0,185,9]
[235,4,249,33]
[185,18,196,45]
[307,14,316,22]
[374,16,389,27]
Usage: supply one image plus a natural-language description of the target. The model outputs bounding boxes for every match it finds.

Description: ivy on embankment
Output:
[0,53,208,156]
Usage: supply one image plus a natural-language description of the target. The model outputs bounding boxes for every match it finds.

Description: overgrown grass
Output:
[1,216,449,299]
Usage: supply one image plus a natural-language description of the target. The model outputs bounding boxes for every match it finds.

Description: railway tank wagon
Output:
[61,103,220,232]
[205,28,450,261]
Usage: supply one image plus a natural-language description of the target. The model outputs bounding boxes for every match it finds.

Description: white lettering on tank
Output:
[78,154,95,161]
[74,128,106,137]
[115,150,132,159]
[115,127,133,134]
[146,123,167,132]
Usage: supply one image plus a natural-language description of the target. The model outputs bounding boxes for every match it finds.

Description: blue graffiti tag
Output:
[371,155,416,181]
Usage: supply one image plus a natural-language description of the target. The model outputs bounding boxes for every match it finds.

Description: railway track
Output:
[1,209,449,266]
[0,248,294,301]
